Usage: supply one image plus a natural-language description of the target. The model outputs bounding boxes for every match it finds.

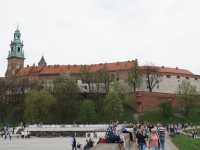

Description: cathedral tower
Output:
[6,27,25,77]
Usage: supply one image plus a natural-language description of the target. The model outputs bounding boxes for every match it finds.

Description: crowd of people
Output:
[133,123,166,150]
[0,126,12,143]
[71,136,94,150]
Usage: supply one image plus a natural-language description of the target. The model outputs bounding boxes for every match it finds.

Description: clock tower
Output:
[5,27,25,77]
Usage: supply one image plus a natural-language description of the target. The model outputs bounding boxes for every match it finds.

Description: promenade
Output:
[0,136,178,150]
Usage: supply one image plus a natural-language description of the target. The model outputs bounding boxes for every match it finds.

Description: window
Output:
[157,84,159,89]
[195,78,198,80]
[177,75,180,79]
[166,75,171,78]
[186,77,189,80]
[18,47,20,52]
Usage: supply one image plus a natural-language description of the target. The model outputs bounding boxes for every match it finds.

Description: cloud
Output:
[1,0,200,76]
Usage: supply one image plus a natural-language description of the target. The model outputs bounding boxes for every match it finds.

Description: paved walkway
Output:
[0,137,85,150]
[0,136,178,150]
[165,135,179,150]
[132,135,178,150]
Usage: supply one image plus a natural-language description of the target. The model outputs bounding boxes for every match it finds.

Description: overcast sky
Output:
[0,0,200,76]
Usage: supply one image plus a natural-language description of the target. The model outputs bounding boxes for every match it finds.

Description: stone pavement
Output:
[165,135,179,150]
[0,136,178,150]
[132,134,178,150]
[0,137,86,150]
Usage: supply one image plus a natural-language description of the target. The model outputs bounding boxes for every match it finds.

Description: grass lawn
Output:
[172,134,200,150]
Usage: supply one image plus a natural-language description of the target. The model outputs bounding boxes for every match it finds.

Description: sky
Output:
[0,0,200,77]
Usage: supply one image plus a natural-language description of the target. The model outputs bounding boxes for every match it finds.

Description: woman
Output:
[136,125,147,150]
[149,128,160,150]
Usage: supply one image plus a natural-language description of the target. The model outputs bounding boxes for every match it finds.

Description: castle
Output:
[4,28,200,111]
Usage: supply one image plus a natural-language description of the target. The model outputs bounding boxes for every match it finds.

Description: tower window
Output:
[18,47,20,52]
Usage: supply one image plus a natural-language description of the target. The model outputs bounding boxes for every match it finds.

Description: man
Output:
[158,126,165,150]
[72,136,77,150]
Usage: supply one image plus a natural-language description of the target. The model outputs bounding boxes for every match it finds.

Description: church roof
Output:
[38,56,47,66]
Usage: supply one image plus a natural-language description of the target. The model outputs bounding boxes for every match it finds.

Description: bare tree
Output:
[142,65,161,92]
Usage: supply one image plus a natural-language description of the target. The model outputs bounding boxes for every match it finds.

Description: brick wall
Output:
[135,91,177,112]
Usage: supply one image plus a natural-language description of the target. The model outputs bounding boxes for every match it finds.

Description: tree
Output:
[143,65,161,92]
[159,102,173,119]
[79,100,97,123]
[53,78,81,123]
[80,65,95,93]
[128,59,141,94]
[24,90,56,123]
[104,81,124,121]
[95,68,112,93]
[177,80,198,116]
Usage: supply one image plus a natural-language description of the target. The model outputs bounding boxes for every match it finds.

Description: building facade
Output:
[4,28,200,95]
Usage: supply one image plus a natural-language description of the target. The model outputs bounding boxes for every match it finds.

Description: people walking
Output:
[72,136,77,150]
[148,128,160,150]
[3,126,11,144]
[158,126,166,150]
[136,125,148,150]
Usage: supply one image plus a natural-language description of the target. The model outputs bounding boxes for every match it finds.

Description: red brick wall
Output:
[135,91,177,112]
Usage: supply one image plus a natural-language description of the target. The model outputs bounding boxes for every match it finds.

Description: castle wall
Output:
[137,74,200,94]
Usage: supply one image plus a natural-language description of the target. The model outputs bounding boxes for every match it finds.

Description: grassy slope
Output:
[172,135,200,150]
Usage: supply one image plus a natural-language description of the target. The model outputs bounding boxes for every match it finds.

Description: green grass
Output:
[139,110,187,123]
[172,134,200,150]
[139,109,200,123]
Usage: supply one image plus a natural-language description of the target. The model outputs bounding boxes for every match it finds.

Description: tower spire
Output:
[6,28,25,77]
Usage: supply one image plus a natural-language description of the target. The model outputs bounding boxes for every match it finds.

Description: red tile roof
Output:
[16,60,195,77]
[16,60,135,76]
[140,65,194,76]
[159,67,193,75]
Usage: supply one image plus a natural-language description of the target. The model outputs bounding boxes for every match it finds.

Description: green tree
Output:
[24,90,56,123]
[80,100,97,123]
[159,102,173,119]
[104,81,124,121]
[177,80,199,116]
[53,78,81,123]
[128,59,141,94]
[80,65,95,92]
[96,68,112,93]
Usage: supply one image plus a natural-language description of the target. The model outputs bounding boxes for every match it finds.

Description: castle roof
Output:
[15,60,197,78]
[159,67,193,75]
[16,60,135,76]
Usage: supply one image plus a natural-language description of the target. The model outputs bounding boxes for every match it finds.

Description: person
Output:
[106,125,122,143]
[77,143,82,150]
[84,139,94,150]
[158,126,165,150]
[4,126,11,143]
[149,128,160,150]
[72,136,77,150]
[136,125,147,150]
